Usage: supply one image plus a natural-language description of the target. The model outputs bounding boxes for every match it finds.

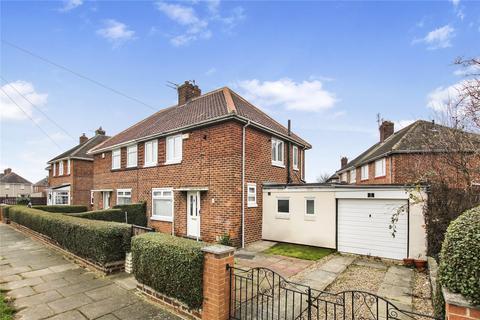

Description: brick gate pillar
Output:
[202,245,235,320]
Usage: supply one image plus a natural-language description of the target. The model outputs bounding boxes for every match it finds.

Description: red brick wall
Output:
[445,302,480,320]
[92,120,305,245]
[355,157,393,185]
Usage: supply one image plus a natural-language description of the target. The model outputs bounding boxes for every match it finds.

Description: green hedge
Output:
[33,205,88,213]
[132,233,205,309]
[0,205,13,221]
[113,202,147,227]
[9,206,131,265]
[438,206,480,305]
[66,209,125,223]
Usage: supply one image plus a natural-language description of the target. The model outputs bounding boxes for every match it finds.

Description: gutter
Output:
[241,120,251,248]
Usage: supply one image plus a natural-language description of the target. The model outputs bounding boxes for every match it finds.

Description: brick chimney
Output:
[341,157,348,169]
[178,81,201,105]
[95,127,106,135]
[79,133,88,144]
[379,121,394,142]
[4,168,12,175]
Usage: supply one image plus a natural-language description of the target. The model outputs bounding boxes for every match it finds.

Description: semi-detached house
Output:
[88,81,311,246]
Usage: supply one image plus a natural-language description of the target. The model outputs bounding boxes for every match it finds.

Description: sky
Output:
[1,0,479,183]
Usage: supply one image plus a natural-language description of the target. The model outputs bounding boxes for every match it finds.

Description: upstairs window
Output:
[166,134,183,164]
[112,149,121,170]
[271,138,284,167]
[361,164,369,180]
[127,145,138,168]
[341,173,347,182]
[152,188,173,221]
[247,183,257,207]
[59,161,64,175]
[53,163,56,176]
[20,184,25,190]
[117,189,132,205]
[5,184,9,190]
[375,158,386,177]
[144,140,158,167]
[350,169,356,183]
[293,146,299,170]
[67,159,71,175]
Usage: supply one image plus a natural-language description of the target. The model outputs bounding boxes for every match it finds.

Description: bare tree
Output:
[316,172,332,183]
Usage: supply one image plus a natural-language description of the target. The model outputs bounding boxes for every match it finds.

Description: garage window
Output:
[305,198,315,215]
[277,199,289,213]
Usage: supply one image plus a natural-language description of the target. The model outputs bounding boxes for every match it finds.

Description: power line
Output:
[0,75,75,140]
[0,87,62,149]
[2,40,158,111]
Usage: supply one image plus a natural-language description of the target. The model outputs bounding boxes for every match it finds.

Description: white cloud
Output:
[60,0,83,12]
[0,81,48,121]
[453,64,480,76]
[413,25,455,49]
[450,0,460,7]
[205,67,217,76]
[427,82,463,112]
[97,19,135,47]
[237,78,337,112]
[395,119,415,129]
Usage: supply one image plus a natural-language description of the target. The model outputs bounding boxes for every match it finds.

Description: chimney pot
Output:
[79,133,88,144]
[95,127,106,135]
[177,81,201,105]
[4,168,12,175]
[379,120,394,142]
[341,157,348,169]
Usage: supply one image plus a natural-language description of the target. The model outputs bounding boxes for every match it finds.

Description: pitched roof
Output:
[0,171,32,185]
[89,87,311,153]
[48,133,110,163]
[337,120,480,173]
[34,177,49,187]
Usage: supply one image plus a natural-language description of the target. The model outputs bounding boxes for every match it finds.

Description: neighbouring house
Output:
[0,168,33,198]
[334,120,480,187]
[88,81,311,246]
[46,128,109,206]
[32,177,49,197]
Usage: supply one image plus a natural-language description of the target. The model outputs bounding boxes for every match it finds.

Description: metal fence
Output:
[0,197,47,205]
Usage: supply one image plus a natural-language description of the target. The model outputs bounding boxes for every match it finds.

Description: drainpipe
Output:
[287,120,292,184]
[241,120,251,248]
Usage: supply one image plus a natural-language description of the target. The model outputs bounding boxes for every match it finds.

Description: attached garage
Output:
[262,184,427,260]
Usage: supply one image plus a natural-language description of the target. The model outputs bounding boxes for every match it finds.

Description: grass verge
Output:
[0,291,14,320]
[264,243,334,260]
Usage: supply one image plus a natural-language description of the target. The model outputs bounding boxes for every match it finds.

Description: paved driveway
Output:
[0,224,180,320]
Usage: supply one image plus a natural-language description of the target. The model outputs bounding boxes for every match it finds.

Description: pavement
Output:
[0,224,180,320]
[378,265,415,311]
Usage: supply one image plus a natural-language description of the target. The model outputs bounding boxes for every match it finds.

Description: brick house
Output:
[335,120,480,187]
[46,128,109,206]
[88,81,311,246]
[0,168,33,197]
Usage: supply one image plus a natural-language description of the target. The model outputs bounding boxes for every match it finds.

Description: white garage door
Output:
[338,199,408,260]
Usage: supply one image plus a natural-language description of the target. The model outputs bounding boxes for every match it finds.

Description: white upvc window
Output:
[144,139,158,167]
[166,134,183,164]
[59,161,64,175]
[305,198,315,215]
[127,145,138,168]
[67,159,71,175]
[293,146,299,170]
[152,188,173,221]
[247,183,257,207]
[350,169,356,183]
[54,191,69,205]
[5,184,10,190]
[361,164,369,180]
[341,173,347,182]
[53,163,56,176]
[112,149,121,170]
[271,138,284,167]
[90,191,94,205]
[117,189,132,205]
[375,158,386,177]
[20,184,25,190]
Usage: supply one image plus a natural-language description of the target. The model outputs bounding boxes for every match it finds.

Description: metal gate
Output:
[227,265,439,320]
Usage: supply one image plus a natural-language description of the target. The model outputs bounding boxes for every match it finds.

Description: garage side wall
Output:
[262,190,336,249]
[409,191,427,259]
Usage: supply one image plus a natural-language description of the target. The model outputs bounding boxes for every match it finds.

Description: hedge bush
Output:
[33,205,88,213]
[113,202,147,227]
[67,209,125,223]
[9,206,131,265]
[438,206,480,305]
[132,233,205,309]
[0,205,12,221]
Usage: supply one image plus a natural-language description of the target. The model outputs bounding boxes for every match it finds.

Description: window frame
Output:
[53,163,56,176]
[116,188,132,205]
[20,184,25,190]
[112,148,121,170]
[247,183,257,207]
[5,184,10,190]
[361,164,369,180]
[293,145,299,170]
[127,144,138,168]
[375,158,386,178]
[67,159,71,175]
[144,139,158,167]
[276,197,290,219]
[54,191,69,205]
[165,134,183,164]
[59,161,64,175]
[305,197,316,220]
[271,138,285,167]
[151,188,174,222]
[350,168,356,183]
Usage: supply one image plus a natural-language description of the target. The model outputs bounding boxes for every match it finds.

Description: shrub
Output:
[67,209,126,223]
[113,202,147,227]
[438,206,480,305]
[218,233,232,246]
[33,205,88,213]
[16,196,30,205]
[132,233,205,309]
[0,205,12,222]
[9,206,131,265]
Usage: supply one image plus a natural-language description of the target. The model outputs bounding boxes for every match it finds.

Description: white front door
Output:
[187,191,200,238]
[103,192,110,209]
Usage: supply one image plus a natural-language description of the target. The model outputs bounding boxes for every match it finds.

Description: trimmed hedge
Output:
[438,206,480,305]
[33,205,88,213]
[113,202,147,227]
[132,233,205,309]
[66,209,125,223]
[9,206,131,265]
[0,205,13,221]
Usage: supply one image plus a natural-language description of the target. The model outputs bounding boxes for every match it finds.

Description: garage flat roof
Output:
[263,183,426,190]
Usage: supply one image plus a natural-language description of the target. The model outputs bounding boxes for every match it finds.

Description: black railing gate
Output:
[227,265,439,320]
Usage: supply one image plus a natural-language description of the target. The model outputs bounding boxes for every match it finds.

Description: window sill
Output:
[272,162,285,168]
[164,160,182,165]
[126,165,138,169]
[275,213,290,220]
[304,215,316,221]
[374,175,386,179]
[293,168,299,171]
[143,163,158,168]
[247,204,258,208]
[151,216,173,222]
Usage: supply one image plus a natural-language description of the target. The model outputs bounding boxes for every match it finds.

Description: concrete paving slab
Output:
[8,286,36,299]
[354,259,389,270]
[84,284,128,301]
[95,315,120,320]
[21,268,54,278]
[57,279,110,297]
[46,310,87,320]
[47,293,94,314]
[0,276,44,290]
[0,265,31,277]
[48,263,79,273]
[78,295,137,319]
[0,274,22,283]
[320,256,356,273]
[14,290,62,309]
[15,303,55,320]
[33,278,70,293]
